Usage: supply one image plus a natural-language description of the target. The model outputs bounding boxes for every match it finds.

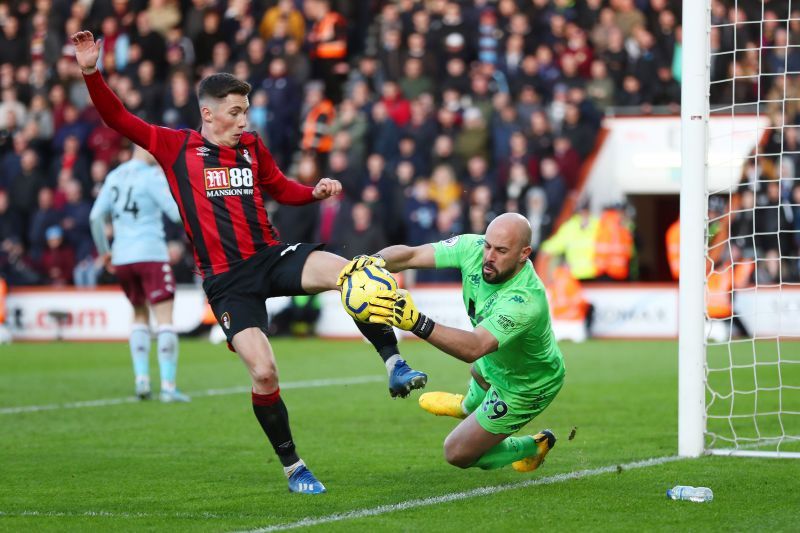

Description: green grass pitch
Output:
[1,338,799,532]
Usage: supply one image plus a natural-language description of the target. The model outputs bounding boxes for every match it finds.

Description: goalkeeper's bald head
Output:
[482,213,533,284]
[486,213,532,252]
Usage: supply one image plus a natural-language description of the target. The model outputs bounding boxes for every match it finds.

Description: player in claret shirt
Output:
[89,146,187,403]
[72,30,427,494]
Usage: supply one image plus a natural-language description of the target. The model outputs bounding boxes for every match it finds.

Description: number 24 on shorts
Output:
[482,390,508,420]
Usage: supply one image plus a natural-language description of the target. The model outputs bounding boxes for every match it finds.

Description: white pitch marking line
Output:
[236,455,685,533]
[0,456,685,524]
[0,375,385,415]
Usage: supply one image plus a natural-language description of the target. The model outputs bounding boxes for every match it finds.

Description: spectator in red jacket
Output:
[380,81,411,128]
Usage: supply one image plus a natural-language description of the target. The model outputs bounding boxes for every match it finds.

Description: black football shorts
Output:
[202,243,324,346]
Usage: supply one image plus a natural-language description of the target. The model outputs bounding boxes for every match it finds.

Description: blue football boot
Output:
[388,360,428,398]
[287,465,327,494]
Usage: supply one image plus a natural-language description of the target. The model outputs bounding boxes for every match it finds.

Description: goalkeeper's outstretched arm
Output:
[425,323,498,363]
[367,289,499,363]
[377,244,437,272]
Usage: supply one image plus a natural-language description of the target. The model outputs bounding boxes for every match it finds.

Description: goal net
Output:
[682,0,800,457]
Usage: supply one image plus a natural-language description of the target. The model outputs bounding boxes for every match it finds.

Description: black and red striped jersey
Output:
[84,71,316,277]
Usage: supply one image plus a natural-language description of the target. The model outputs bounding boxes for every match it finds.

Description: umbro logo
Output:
[280,243,300,256]
[196,146,210,157]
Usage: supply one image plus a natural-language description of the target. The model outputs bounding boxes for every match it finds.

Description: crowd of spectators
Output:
[0,0,695,286]
[705,0,800,284]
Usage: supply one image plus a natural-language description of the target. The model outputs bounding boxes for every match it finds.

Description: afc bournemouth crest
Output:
[241,148,252,164]
[221,312,231,330]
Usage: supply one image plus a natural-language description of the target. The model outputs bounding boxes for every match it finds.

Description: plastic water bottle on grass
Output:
[667,485,713,502]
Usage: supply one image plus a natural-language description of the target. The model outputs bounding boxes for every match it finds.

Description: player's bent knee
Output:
[232,328,280,388]
[443,438,473,469]
[246,352,279,388]
[251,363,278,387]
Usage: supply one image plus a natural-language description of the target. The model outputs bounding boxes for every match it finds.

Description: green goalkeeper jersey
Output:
[432,234,565,400]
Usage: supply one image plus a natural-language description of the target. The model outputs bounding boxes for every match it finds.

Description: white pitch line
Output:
[0,456,685,525]
[0,375,385,415]
[236,455,685,533]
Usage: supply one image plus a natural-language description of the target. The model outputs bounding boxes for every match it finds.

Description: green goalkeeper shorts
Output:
[466,377,564,436]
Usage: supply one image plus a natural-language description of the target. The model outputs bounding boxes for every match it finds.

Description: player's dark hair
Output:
[198,73,251,101]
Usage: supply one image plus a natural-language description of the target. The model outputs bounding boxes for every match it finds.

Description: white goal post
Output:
[680,0,800,458]
[679,0,708,458]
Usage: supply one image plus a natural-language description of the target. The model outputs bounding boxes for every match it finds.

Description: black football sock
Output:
[353,320,399,363]
[252,388,300,467]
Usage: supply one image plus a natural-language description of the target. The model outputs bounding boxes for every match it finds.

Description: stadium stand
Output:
[4,0,758,289]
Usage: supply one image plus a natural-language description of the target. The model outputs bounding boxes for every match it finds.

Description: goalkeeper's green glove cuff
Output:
[411,313,435,339]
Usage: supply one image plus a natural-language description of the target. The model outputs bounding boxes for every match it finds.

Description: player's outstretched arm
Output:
[71,30,155,151]
[375,244,437,273]
[424,323,499,363]
[367,289,499,363]
[335,241,435,287]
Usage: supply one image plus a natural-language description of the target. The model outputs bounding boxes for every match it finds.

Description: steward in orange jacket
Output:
[301,98,335,154]
[0,277,6,325]
[306,0,348,102]
[309,10,346,61]
[300,81,335,167]
[666,219,680,280]
[546,265,595,339]
[548,265,590,321]
[594,206,634,280]
[706,258,754,319]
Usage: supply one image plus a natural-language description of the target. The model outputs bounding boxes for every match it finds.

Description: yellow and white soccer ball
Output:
[341,265,398,322]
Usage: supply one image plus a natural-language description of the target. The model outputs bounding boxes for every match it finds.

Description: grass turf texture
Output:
[1,339,798,532]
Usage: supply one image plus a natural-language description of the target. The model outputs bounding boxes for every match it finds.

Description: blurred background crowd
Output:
[0,0,797,288]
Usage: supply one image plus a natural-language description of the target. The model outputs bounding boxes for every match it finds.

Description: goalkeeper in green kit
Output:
[339,213,565,472]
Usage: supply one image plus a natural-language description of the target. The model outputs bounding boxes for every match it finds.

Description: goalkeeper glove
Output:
[366,289,435,339]
[336,254,386,287]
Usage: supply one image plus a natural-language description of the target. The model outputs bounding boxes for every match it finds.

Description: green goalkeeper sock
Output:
[462,379,488,414]
[471,435,539,470]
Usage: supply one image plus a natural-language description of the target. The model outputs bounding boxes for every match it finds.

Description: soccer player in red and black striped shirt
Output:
[73,30,426,494]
